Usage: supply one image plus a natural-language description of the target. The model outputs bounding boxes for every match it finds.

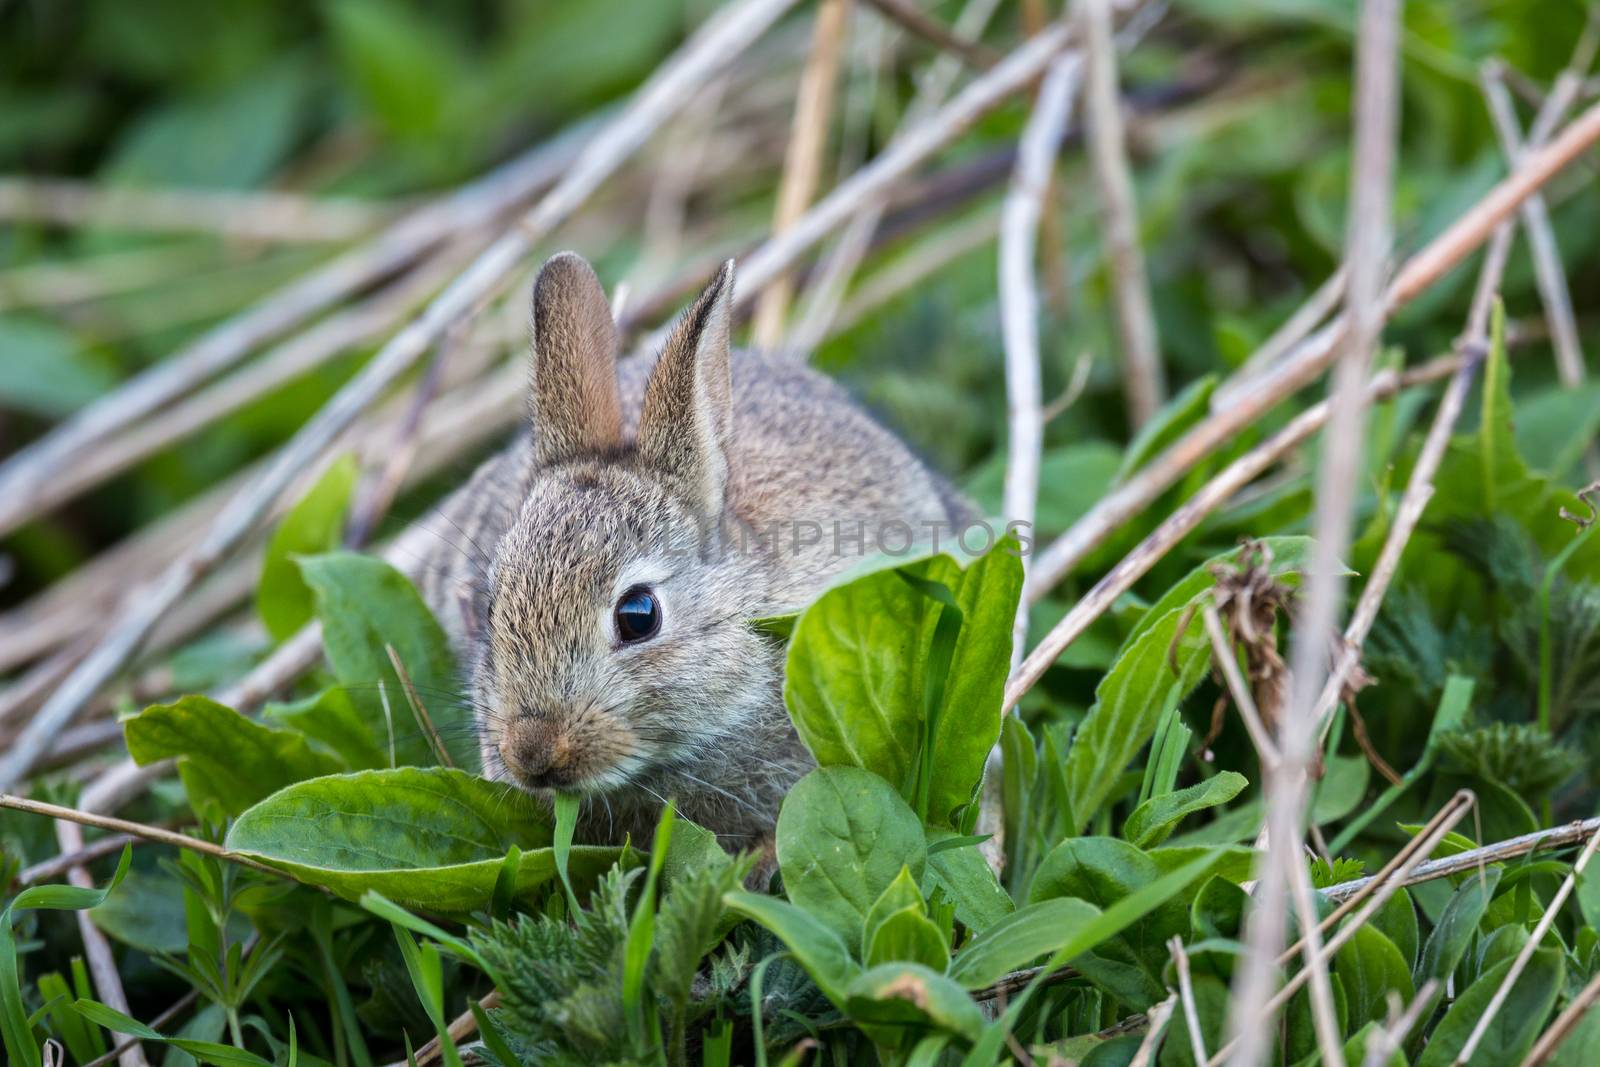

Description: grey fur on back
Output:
[414,253,966,848]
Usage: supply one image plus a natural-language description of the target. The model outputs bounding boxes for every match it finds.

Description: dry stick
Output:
[733,18,1085,314]
[1128,996,1176,1067]
[1078,0,1166,428]
[1519,969,1600,1067]
[1305,55,1537,738]
[751,0,851,348]
[1361,978,1440,1067]
[1202,792,1476,1067]
[0,176,395,242]
[1454,823,1600,1065]
[1003,353,1465,713]
[1,239,483,534]
[1234,0,1401,1059]
[0,794,280,876]
[53,820,150,1067]
[1170,937,1210,1064]
[394,992,502,1067]
[1328,815,1600,901]
[1206,598,1343,1065]
[1483,56,1593,388]
[1310,327,1485,741]
[0,121,594,527]
[1023,94,1600,608]
[857,0,1000,68]
[0,0,803,793]
[1201,604,1281,766]
[1210,265,1350,411]
[782,0,1007,355]
[1001,53,1084,670]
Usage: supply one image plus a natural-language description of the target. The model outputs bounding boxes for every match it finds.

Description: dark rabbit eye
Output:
[615,586,661,643]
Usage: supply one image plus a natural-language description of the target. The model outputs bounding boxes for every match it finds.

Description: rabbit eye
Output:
[615,585,661,643]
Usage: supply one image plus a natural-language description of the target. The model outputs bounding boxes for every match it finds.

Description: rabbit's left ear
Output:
[638,260,735,516]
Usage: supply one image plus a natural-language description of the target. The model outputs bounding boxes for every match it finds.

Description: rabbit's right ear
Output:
[528,252,622,466]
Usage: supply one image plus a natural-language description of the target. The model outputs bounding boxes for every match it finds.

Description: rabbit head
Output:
[473,253,781,819]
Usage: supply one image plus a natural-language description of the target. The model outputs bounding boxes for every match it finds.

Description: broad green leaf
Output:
[784,540,1023,826]
[722,891,862,1009]
[299,552,472,769]
[259,454,358,641]
[264,686,390,770]
[326,0,461,138]
[845,963,984,1042]
[1416,948,1563,1067]
[1027,837,1194,990]
[124,695,343,817]
[948,898,1101,988]
[1334,924,1414,1027]
[1370,890,1419,975]
[1123,772,1248,848]
[224,768,619,911]
[865,906,951,972]
[775,767,926,952]
[1066,539,1314,833]
[924,828,1014,932]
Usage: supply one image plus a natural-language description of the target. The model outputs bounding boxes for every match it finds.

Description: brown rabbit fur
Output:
[417,251,967,850]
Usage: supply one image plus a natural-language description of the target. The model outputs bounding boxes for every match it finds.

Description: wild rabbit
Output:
[418,252,968,849]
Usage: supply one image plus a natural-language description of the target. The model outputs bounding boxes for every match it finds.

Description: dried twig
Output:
[0,120,593,524]
[858,0,999,68]
[752,0,851,347]
[1232,0,1401,1057]
[1006,353,1465,711]
[1025,96,1600,603]
[1169,938,1210,1064]
[1078,0,1166,427]
[1001,53,1084,667]
[0,0,805,791]
[53,821,150,1067]
[1201,604,1280,766]
[0,176,395,242]
[1361,978,1440,1067]
[0,794,280,876]
[1128,995,1176,1067]
[386,992,501,1067]
[1454,822,1600,1065]
[1519,969,1600,1067]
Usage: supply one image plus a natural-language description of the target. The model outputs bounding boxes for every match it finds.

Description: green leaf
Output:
[1417,867,1501,986]
[264,686,390,771]
[775,767,927,952]
[924,828,1014,933]
[1065,539,1314,833]
[722,892,862,1009]
[0,315,114,418]
[967,442,1123,539]
[784,541,1023,826]
[1334,924,1414,1027]
[326,0,461,138]
[299,552,471,769]
[1027,837,1196,995]
[1478,300,1525,511]
[124,695,343,817]
[72,1000,273,1067]
[863,867,925,950]
[947,898,1102,988]
[259,455,358,641]
[1415,948,1563,1067]
[1123,772,1248,848]
[865,906,951,972]
[225,768,620,911]
[845,964,984,1042]
[2,848,130,1067]
[1117,376,1218,483]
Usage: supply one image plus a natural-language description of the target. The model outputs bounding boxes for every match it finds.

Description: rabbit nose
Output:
[500,715,577,788]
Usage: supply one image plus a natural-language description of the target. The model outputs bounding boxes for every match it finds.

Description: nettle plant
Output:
[7,332,1600,1066]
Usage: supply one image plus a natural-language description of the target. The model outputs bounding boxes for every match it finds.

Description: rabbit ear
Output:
[528,252,623,466]
[638,259,735,515]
